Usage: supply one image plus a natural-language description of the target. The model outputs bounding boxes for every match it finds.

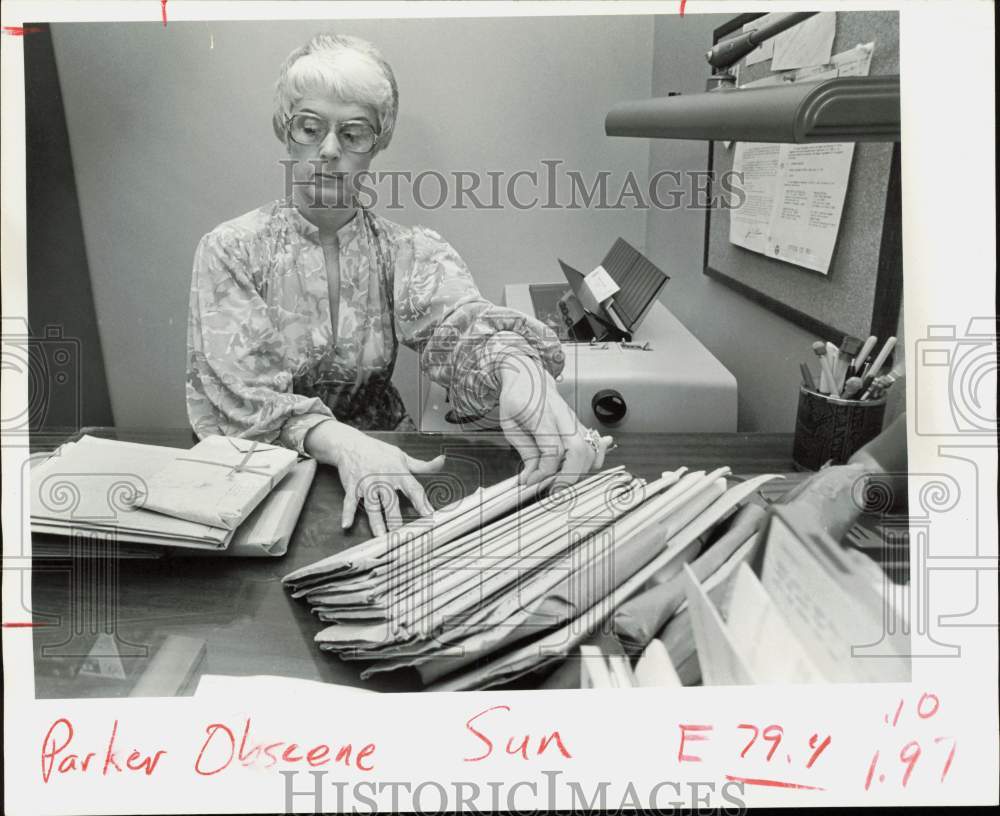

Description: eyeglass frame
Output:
[284,113,382,154]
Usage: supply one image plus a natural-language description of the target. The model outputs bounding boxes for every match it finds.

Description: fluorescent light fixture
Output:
[605,75,900,144]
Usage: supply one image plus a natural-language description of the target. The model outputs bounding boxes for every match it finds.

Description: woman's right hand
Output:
[304,420,445,536]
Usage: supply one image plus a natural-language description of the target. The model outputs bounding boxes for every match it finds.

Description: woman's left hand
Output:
[497,355,614,488]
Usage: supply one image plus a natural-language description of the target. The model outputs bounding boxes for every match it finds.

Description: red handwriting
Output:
[864,736,956,790]
[194,718,375,775]
[934,736,957,782]
[679,0,687,16]
[680,722,831,790]
[678,724,713,762]
[917,692,940,719]
[463,705,572,762]
[806,734,832,769]
[725,774,825,791]
[738,723,784,761]
[41,718,167,782]
[161,0,168,27]
[2,26,44,36]
[865,691,956,791]
[883,692,941,727]
[2,621,48,627]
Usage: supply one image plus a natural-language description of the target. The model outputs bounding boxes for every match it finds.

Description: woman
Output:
[187,33,612,536]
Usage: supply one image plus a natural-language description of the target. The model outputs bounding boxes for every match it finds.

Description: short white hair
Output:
[272,33,399,150]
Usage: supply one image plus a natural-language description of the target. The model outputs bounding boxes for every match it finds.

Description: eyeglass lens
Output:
[288,114,377,152]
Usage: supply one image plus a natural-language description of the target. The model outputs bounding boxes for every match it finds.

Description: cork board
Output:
[703,11,901,344]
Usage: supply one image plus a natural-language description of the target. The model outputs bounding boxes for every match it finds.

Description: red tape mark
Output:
[3,26,44,36]
[161,0,168,27]
[2,622,47,628]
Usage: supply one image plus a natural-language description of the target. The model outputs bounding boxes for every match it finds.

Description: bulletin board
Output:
[703,11,902,345]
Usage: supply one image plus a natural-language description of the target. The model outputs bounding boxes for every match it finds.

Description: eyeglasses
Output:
[285,114,380,154]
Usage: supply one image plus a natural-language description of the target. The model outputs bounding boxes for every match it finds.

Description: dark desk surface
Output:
[30,428,794,697]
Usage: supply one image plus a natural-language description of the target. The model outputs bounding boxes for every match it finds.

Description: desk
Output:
[29,428,793,698]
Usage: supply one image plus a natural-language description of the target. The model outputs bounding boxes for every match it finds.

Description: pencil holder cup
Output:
[792,387,887,471]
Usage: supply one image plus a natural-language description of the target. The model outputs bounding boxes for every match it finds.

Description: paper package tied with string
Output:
[138,436,299,530]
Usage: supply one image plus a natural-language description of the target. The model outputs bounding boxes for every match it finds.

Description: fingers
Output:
[555,435,592,489]
[405,453,446,475]
[546,403,584,489]
[352,476,391,537]
[342,481,394,535]
[399,473,434,516]
[518,407,567,487]
[593,435,614,470]
[364,490,388,537]
[500,417,543,485]
[531,445,565,486]
[401,456,439,518]
[365,505,388,537]
[338,434,446,533]
[380,486,403,532]
[503,377,618,490]
[552,416,615,488]
[341,481,358,529]
[499,363,565,485]
[509,421,562,487]
[353,478,426,535]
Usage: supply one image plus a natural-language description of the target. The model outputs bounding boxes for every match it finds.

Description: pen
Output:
[851,335,878,378]
[883,360,905,386]
[860,371,898,401]
[839,335,863,380]
[860,381,883,401]
[864,336,897,387]
[800,362,817,391]
[864,363,904,400]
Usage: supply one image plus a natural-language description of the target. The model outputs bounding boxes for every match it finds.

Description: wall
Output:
[643,14,904,432]
[25,24,114,431]
[51,17,653,428]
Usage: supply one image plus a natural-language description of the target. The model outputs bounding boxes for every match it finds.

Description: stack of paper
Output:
[30,435,315,557]
[611,502,769,652]
[657,533,764,686]
[283,466,780,690]
[653,505,910,687]
[140,435,298,529]
[755,508,909,683]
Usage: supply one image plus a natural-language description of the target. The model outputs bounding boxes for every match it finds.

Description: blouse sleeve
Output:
[186,229,335,455]
[393,226,566,418]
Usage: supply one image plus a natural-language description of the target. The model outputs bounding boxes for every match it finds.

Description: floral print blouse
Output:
[186,200,565,454]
